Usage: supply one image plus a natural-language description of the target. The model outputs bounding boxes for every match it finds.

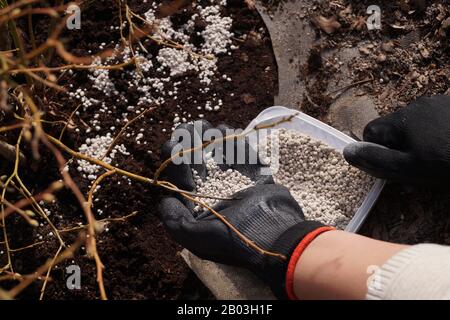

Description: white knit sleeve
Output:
[366,244,450,300]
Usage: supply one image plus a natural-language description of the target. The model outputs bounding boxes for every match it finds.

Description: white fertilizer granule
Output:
[192,129,374,229]
[192,156,256,212]
[76,134,130,180]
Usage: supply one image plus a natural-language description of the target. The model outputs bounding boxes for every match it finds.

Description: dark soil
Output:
[296,0,449,118]
[0,0,277,299]
[360,183,450,246]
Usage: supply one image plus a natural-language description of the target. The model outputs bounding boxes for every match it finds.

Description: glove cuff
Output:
[264,221,334,299]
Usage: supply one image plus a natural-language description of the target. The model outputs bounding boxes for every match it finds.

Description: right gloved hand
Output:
[343,95,450,183]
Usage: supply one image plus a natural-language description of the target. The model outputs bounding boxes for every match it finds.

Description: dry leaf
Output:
[376,53,387,63]
[241,93,255,104]
[438,17,450,38]
[358,46,370,55]
[381,41,395,53]
[420,47,430,59]
[351,16,366,31]
[240,52,249,62]
[244,0,256,10]
[314,16,341,34]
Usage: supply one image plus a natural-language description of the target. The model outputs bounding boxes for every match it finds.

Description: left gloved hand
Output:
[158,120,333,299]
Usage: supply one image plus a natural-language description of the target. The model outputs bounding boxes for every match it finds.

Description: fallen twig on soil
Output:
[328,75,375,100]
[85,169,117,300]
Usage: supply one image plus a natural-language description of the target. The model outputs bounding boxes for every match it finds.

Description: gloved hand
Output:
[159,120,333,299]
[343,95,450,183]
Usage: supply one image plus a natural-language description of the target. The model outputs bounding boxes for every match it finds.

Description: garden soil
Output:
[0,0,277,299]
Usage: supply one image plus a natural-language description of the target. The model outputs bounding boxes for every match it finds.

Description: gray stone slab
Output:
[327,95,379,140]
[255,1,314,109]
[181,250,275,300]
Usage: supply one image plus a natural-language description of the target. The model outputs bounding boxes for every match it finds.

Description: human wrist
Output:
[283,226,335,300]
[291,231,407,300]
[261,221,334,299]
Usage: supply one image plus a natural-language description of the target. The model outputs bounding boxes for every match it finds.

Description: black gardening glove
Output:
[159,120,330,299]
[343,95,450,183]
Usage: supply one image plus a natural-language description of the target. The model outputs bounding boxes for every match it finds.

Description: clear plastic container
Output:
[244,106,385,233]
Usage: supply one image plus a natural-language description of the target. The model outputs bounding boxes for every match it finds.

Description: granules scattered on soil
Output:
[193,129,374,229]
[76,134,130,180]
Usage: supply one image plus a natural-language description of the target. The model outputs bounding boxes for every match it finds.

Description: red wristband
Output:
[285,226,335,300]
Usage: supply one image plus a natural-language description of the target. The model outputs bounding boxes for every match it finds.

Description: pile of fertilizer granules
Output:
[192,129,374,229]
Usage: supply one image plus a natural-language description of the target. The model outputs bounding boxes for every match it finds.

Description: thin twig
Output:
[0,123,23,133]
[0,131,23,274]
[39,245,62,300]
[153,113,299,181]
[58,103,81,141]
[160,180,287,261]
[59,211,140,233]
[7,59,136,74]
[86,170,116,300]
[1,197,38,226]
[47,134,232,200]
[1,180,63,220]
[41,134,108,300]
[328,75,374,99]
[10,241,45,253]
